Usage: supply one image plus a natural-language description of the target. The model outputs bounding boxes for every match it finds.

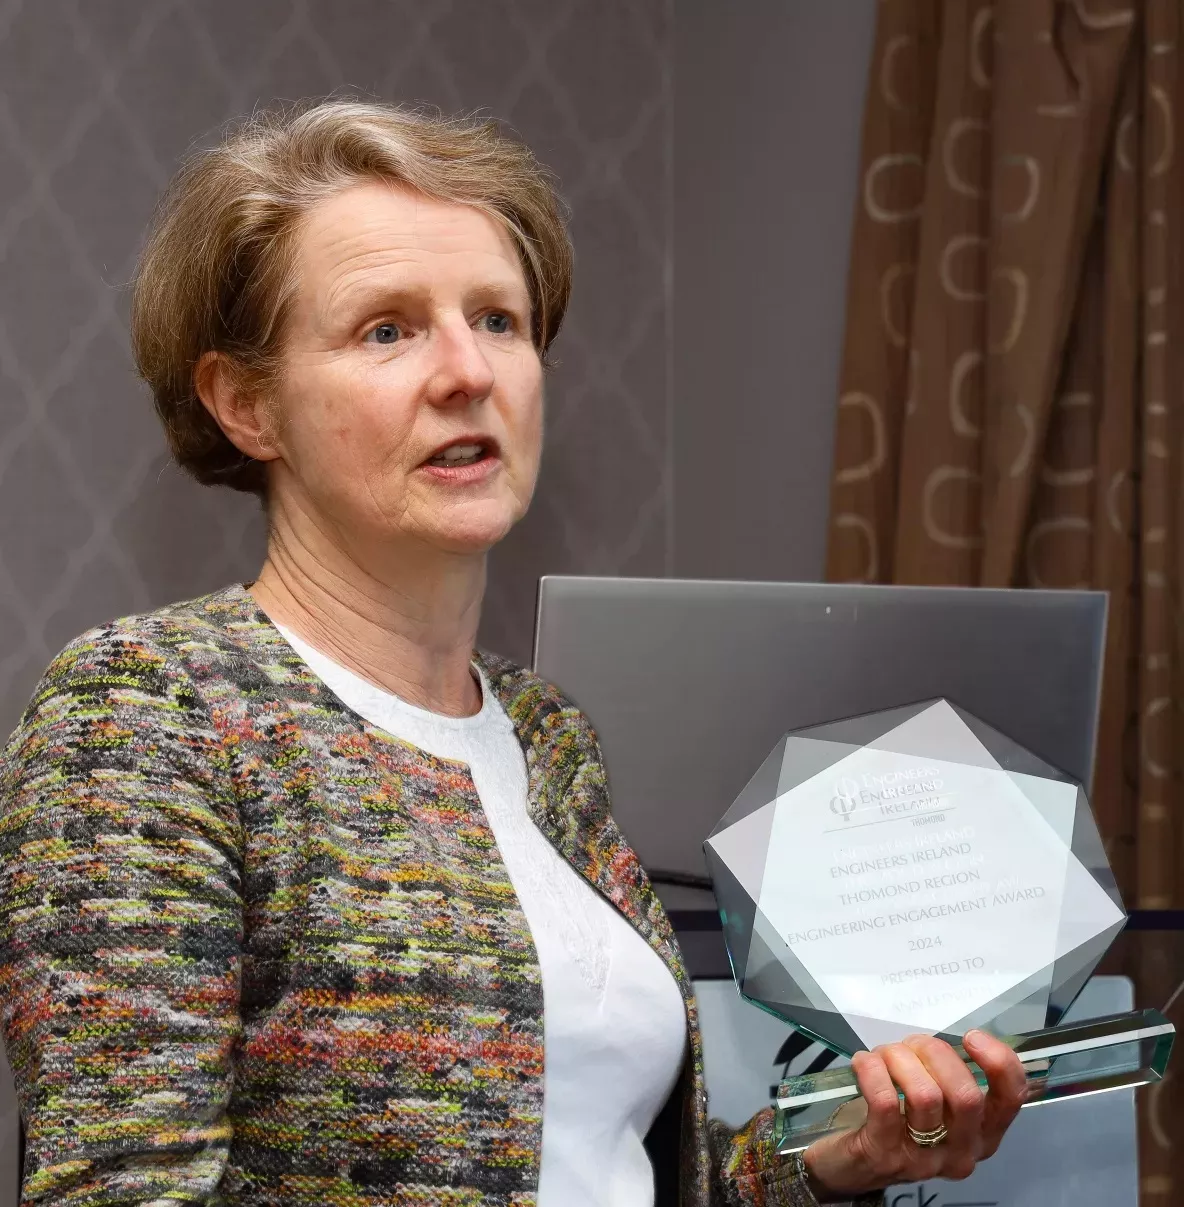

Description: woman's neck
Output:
[250,514,487,719]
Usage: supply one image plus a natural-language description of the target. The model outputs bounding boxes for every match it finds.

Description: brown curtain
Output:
[826,0,1182,1198]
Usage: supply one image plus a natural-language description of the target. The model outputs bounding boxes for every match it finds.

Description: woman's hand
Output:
[801,1029,1028,1202]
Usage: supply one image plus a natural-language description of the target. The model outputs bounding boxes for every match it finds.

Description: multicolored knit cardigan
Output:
[0,585,880,1207]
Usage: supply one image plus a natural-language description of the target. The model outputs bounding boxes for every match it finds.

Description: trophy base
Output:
[773,1008,1175,1155]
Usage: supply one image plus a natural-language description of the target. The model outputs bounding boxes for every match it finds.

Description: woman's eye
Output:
[481,312,512,335]
[366,323,401,345]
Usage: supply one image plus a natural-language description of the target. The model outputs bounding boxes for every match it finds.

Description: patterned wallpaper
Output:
[0,8,671,1189]
[0,0,673,742]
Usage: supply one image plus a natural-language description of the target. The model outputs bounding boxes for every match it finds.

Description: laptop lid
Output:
[532,577,1107,885]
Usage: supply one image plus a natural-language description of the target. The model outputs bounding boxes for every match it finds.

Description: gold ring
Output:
[906,1122,948,1147]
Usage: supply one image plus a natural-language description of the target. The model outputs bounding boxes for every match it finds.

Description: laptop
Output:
[532,576,1107,891]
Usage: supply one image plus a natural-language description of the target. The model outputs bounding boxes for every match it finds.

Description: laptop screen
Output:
[533,577,1106,887]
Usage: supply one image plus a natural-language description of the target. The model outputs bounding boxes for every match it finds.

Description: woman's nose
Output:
[425,319,496,408]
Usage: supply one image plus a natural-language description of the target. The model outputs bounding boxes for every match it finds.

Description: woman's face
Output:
[265,180,544,557]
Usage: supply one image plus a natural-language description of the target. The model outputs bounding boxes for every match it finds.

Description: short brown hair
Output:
[131,99,573,495]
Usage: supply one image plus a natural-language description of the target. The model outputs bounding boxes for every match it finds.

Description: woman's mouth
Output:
[420,439,500,483]
[426,442,488,468]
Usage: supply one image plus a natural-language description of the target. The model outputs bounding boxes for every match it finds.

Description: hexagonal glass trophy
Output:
[703,699,1174,1154]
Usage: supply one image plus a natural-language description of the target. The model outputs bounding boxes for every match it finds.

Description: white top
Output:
[276,625,688,1207]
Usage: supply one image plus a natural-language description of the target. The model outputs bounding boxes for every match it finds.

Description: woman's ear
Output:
[194,351,282,464]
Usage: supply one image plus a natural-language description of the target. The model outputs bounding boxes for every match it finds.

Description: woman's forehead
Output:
[298,181,525,297]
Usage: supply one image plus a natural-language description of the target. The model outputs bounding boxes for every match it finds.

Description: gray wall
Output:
[0,1,673,1196]
[672,0,875,582]
[0,2,875,1197]
[0,0,674,739]
[0,0,876,736]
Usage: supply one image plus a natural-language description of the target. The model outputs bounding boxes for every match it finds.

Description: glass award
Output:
[702,699,1175,1154]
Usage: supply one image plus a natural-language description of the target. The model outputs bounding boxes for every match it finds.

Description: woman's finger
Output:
[904,1034,984,1179]
[849,1049,906,1164]
[880,1041,945,1138]
[963,1029,1027,1157]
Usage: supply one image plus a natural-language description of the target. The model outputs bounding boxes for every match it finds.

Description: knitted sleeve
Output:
[0,627,242,1205]
[709,1110,885,1206]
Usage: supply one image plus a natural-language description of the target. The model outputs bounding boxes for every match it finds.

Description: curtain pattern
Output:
[826,1,1181,1197]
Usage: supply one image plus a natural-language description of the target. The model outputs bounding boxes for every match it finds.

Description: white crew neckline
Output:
[274,621,495,735]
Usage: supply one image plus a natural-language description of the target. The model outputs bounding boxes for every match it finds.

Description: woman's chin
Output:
[393,486,529,558]
[418,519,517,557]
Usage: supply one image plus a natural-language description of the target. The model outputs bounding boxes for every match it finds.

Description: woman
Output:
[0,101,1025,1206]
